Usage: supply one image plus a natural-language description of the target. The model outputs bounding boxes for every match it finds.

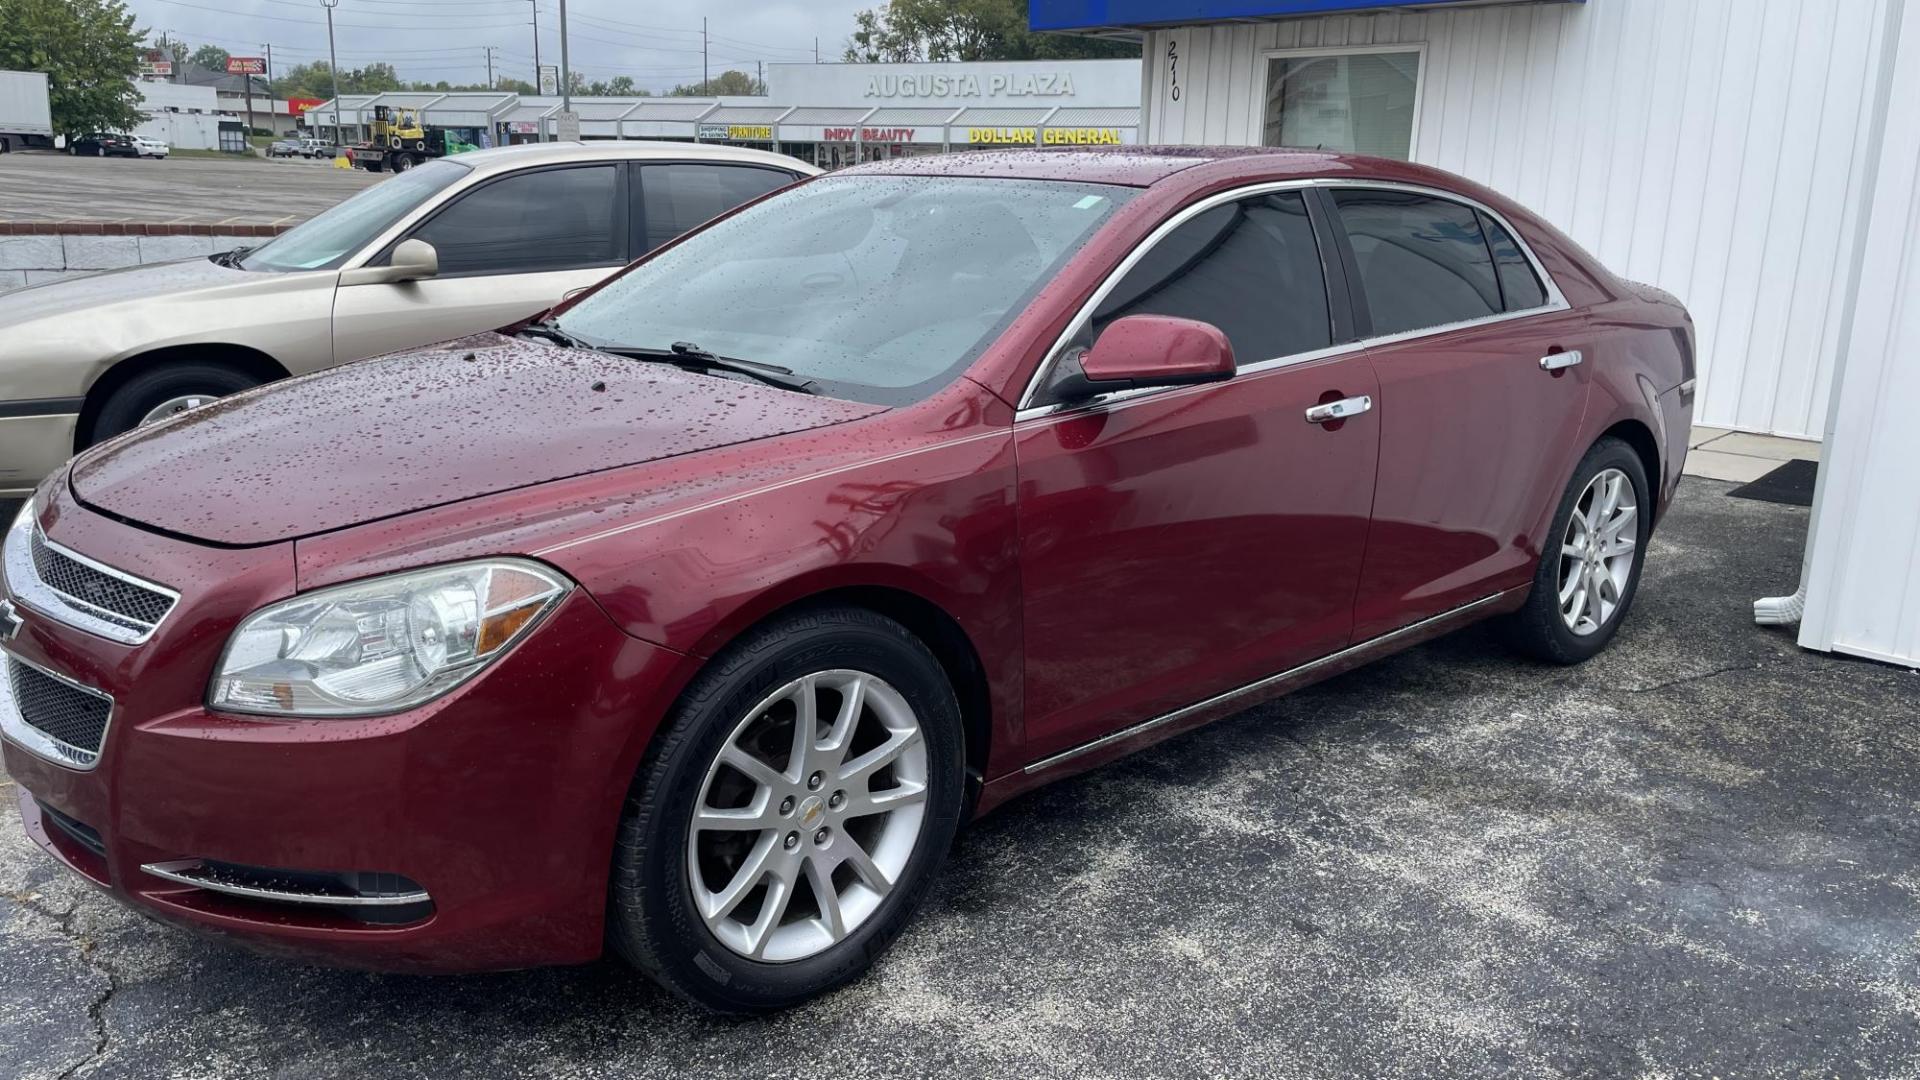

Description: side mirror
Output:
[340,239,439,286]
[1054,314,1235,400]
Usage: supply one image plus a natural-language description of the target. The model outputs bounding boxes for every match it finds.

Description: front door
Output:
[1324,187,1596,639]
[332,162,629,363]
[1015,189,1380,761]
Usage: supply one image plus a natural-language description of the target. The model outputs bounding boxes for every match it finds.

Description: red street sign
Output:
[226,57,267,75]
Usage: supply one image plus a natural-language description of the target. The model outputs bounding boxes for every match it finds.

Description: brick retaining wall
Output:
[0,223,292,295]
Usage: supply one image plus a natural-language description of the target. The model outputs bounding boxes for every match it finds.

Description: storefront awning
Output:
[1030,0,1584,33]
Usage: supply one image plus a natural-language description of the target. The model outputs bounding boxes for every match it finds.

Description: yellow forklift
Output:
[348,105,479,172]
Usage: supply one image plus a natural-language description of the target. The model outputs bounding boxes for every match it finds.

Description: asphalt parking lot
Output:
[0,152,378,226]
[2,477,1916,1078]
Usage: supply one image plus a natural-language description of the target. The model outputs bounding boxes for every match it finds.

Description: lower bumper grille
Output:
[37,800,107,859]
[0,652,114,769]
[142,860,434,925]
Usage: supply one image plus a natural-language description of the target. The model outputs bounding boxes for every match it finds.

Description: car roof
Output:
[452,140,821,178]
[831,146,1453,190]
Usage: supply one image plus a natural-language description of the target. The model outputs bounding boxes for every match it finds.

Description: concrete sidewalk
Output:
[1,478,1915,1079]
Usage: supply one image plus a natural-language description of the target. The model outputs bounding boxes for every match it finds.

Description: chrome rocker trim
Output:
[1024,589,1522,776]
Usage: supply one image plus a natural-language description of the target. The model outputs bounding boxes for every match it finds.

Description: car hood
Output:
[0,254,277,323]
[70,333,887,545]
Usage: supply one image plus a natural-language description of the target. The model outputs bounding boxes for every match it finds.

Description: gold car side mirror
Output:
[340,239,439,287]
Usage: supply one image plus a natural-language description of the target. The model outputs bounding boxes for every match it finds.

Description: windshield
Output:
[555,175,1134,405]
[239,159,470,272]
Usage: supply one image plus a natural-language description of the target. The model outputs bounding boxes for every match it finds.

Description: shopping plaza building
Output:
[308,58,1143,170]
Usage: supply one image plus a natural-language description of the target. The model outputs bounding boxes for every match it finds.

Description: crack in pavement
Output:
[1618,662,1766,695]
[5,888,119,1079]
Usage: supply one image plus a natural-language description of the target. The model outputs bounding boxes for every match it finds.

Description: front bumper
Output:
[2,489,689,973]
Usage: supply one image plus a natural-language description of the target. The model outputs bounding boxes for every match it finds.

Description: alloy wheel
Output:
[687,670,928,963]
[1558,467,1638,636]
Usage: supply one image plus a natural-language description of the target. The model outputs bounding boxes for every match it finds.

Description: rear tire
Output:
[1501,437,1651,664]
[86,361,263,447]
[608,606,965,1014]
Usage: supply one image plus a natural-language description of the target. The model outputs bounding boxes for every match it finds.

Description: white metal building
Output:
[1035,0,1920,667]
[131,80,220,150]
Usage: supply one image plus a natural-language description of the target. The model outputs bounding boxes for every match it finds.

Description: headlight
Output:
[209,559,570,717]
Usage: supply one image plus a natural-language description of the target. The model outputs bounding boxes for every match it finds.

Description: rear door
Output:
[1014,188,1381,761]
[1326,186,1595,639]
[331,162,628,363]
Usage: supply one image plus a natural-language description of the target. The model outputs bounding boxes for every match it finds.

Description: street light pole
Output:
[558,0,571,113]
[320,0,340,148]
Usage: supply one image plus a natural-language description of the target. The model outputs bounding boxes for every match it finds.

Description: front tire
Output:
[1502,437,1651,664]
[86,361,263,447]
[608,606,964,1014]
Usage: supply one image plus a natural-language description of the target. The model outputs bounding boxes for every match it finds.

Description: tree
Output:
[842,0,1137,63]
[606,75,636,96]
[0,0,146,139]
[189,43,229,73]
[670,69,762,97]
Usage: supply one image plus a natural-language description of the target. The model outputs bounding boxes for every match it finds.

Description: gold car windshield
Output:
[239,159,470,273]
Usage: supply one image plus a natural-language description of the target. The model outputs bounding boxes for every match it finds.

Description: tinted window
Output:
[241,158,469,272]
[1480,211,1549,311]
[638,164,794,252]
[1086,191,1330,367]
[408,164,620,276]
[1332,189,1500,336]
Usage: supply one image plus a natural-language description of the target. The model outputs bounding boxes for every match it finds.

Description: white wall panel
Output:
[1142,0,1894,439]
[1799,0,1920,668]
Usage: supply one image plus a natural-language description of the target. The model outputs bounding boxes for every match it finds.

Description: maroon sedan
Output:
[0,148,1693,1012]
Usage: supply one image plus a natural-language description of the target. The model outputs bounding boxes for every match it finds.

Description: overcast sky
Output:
[124,0,874,95]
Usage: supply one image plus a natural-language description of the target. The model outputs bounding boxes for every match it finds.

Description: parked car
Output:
[0,148,1695,1013]
[266,138,304,158]
[0,140,817,498]
[301,137,335,158]
[130,134,169,159]
[66,132,138,157]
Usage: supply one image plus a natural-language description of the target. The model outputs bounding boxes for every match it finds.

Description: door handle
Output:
[1304,395,1373,424]
[1540,350,1584,371]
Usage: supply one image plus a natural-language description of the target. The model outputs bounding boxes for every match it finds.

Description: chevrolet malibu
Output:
[0,148,1694,1013]
[0,140,816,498]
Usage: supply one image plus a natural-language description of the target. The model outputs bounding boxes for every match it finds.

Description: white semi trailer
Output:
[0,70,55,152]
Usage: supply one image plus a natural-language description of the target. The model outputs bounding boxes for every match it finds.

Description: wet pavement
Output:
[0,152,377,226]
[2,478,1916,1078]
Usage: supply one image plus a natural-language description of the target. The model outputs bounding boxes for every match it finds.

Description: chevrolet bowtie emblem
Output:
[0,599,21,644]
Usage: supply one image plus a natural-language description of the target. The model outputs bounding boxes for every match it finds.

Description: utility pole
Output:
[320,0,340,147]
[702,17,708,92]
[484,46,495,89]
[815,37,819,64]
[757,60,763,95]
[529,0,541,87]
[262,43,275,134]
[558,0,571,112]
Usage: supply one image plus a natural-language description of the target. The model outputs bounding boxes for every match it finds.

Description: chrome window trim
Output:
[0,649,115,772]
[139,860,434,908]
[1013,177,1570,423]
[2,524,180,646]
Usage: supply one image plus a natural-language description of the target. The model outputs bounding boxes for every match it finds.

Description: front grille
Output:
[27,527,176,635]
[7,657,112,765]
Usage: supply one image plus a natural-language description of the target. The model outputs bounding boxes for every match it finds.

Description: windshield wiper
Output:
[517,318,587,349]
[600,341,816,395]
[212,246,252,269]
